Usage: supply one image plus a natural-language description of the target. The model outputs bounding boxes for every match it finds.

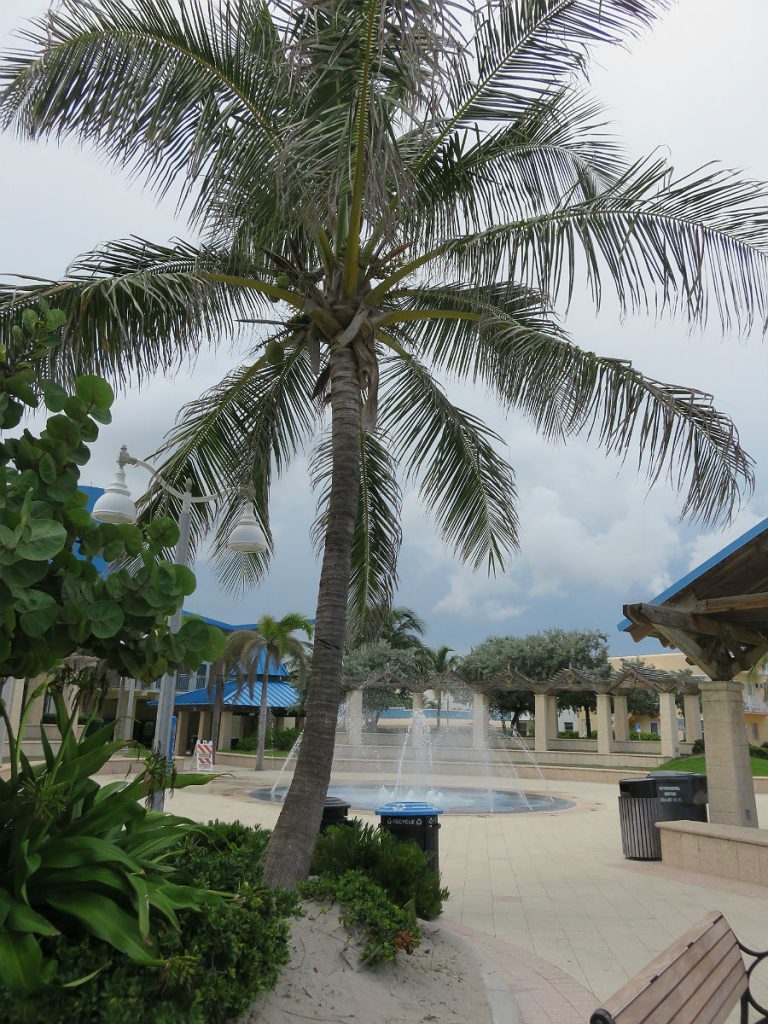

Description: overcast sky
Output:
[2,0,768,654]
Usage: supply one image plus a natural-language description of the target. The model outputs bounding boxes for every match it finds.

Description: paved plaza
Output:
[162,767,768,1020]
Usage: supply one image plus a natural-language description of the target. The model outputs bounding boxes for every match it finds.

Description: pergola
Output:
[342,663,697,755]
[621,514,768,828]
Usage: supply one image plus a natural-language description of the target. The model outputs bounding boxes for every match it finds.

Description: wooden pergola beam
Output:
[623,602,768,647]
[689,591,768,614]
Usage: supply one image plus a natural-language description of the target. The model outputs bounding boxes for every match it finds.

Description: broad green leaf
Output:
[39,835,141,872]
[17,519,67,560]
[45,891,160,964]
[39,379,67,412]
[87,600,125,639]
[74,375,115,410]
[0,931,44,995]
[6,901,60,936]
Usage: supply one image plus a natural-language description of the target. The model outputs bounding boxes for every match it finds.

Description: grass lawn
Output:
[662,754,768,776]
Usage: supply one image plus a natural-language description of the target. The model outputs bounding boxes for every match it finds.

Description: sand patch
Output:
[245,903,494,1024]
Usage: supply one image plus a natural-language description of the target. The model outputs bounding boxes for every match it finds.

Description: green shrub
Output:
[0,685,216,1002]
[300,871,419,964]
[0,821,298,1024]
[692,738,706,754]
[235,726,300,753]
[749,744,768,761]
[629,731,661,741]
[311,821,447,921]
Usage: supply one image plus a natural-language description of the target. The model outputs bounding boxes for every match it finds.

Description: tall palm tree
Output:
[2,0,768,886]
[212,615,313,770]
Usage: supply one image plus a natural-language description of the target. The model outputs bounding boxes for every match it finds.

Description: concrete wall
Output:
[658,820,768,886]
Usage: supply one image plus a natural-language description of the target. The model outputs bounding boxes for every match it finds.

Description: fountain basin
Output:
[251,784,573,814]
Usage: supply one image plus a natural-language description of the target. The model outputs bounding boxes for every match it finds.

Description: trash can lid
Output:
[323,796,351,808]
[375,801,443,816]
[647,770,695,777]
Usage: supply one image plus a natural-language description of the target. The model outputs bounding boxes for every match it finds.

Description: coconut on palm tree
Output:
[209,615,312,770]
[2,0,768,886]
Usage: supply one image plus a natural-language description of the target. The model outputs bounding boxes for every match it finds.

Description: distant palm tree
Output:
[422,646,458,729]
[209,614,313,769]
[2,0,768,887]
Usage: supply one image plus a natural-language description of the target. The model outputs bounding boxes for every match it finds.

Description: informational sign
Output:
[194,739,214,772]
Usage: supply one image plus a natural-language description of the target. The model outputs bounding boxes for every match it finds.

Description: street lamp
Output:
[93,445,267,809]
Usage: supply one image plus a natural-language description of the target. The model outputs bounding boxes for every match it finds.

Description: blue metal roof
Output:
[170,680,299,708]
[618,514,768,632]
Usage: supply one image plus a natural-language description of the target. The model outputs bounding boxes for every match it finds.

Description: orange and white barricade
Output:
[194,739,214,772]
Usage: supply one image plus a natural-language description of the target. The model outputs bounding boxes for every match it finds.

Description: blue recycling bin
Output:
[376,801,443,873]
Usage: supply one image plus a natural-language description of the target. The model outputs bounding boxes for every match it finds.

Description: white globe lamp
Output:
[91,466,138,525]
[226,503,268,553]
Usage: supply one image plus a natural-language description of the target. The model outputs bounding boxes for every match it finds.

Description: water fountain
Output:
[253,702,572,814]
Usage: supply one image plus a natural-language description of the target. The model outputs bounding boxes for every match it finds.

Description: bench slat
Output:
[645,941,745,1024]
[591,913,747,1024]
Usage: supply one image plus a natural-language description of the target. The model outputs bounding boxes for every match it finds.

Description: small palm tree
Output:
[423,646,458,729]
[2,0,768,886]
[209,614,313,769]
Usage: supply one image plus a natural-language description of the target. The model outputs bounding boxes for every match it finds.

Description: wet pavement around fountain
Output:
[154,765,768,1021]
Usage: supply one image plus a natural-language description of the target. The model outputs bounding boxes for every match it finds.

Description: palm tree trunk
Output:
[210,678,224,761]
[256,656,270,771]
[585,705,592,738]
[436,691,441,730]
[263,345,362,888]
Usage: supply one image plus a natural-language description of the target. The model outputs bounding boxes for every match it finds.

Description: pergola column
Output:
[683,694,703,743]
[700,681,758,827]
[174,709,190,757]
[612,696,629,742]
[658,691,679,759]
[115,680,136,743]
[534,693,554,753]
[472,691,489,750]
[198,709,212,741]
[218,710,236,753]
[346,689,363,747]
[412,692,424,715]
[596,694,615,754]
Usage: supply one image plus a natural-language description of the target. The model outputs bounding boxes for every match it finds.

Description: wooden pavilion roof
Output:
[621,515,768,679]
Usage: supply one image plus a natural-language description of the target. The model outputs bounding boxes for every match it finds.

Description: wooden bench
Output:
[590,911,768,1024]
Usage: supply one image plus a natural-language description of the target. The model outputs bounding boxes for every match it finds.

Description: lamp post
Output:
[93,445,267,809]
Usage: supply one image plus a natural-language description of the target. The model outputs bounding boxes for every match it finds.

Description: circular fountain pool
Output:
[251,785,573,814]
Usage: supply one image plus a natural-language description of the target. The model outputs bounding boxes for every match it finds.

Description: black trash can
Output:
[647,771,708,823]
[320,796,351,833]
[376,801,443,873]
[618,777,662,860]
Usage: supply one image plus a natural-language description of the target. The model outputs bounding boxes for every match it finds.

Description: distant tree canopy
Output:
[618,658,697,716]
[462,629,610,733]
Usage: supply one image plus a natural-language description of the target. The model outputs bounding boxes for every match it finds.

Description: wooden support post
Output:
[412,692,424,715]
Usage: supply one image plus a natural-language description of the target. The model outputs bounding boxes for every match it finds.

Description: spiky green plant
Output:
[2,0,768,885]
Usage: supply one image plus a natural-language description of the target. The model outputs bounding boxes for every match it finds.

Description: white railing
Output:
[743,698,768,714]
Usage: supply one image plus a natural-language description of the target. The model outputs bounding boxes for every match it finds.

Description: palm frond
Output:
[379,353,519,572]
[402,90,625,244]
[141,347,318,587]
[387,297,754,524]
[425,0,666,156]
[441,160,768,333]
[0,237,277,384]
[312,428,403,631]
[0,0,302,232]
